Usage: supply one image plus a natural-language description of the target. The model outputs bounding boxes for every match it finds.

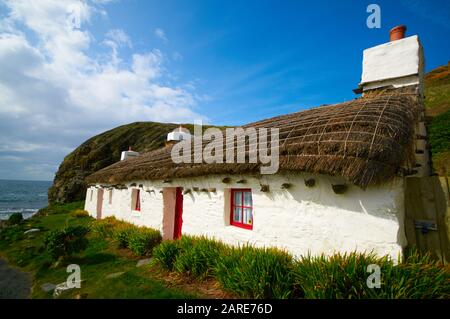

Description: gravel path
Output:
[0,258,32,299]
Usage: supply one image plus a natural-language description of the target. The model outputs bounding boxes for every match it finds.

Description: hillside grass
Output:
[424,62,450,176]
[0,202,195,299]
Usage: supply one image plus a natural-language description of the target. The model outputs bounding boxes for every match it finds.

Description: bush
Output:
[215,245,294,299]
[152,235,450,299]
[90,217,161,256]
[382,252,450,298]
[44,226,90,260]
[292,252,390,299]
[8,213,23,225]
[90,216,125,238]
[127,228,162,256]
[153,240,182,270]
[70,209,90,218]
[292,251,450,299]
[172,236,226,279]
[113,226,136,249]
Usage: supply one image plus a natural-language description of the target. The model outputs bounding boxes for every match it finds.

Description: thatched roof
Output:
[86,92,421,188]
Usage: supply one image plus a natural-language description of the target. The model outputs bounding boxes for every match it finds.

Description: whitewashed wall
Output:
[85,172,406,261]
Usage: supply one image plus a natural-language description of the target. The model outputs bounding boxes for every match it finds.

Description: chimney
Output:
[166,126,191,147]
[356,25,425,96]
[389,25,406,41]
[120,146,139,161]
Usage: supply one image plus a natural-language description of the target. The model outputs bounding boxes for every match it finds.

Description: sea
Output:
[0,179,52,220]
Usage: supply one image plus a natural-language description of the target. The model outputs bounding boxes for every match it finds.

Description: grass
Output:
[0,202,195,299]
[152,236,450,299]
[3,202,449,299]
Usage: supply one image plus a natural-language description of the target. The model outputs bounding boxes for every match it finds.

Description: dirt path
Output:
[0,258,32,299]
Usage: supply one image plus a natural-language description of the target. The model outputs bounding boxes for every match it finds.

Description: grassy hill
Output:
[424,62,450,176]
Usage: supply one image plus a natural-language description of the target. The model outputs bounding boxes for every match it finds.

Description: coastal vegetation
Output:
[8,212,23,225]
[153,236,450,299]
[0,202,196,299]
[0,202,449,299]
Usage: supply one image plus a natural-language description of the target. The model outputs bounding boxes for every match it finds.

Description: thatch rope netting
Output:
[86,92,421,188]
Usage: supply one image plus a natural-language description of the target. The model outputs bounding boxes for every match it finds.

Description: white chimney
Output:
[358,26,425,95]
[120,146,139,161]
[167,126,191,142]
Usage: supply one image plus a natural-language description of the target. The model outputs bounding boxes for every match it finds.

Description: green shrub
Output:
[172,236,225,279]
[215,245,294,299]
[292,252,390,299]
[0,225,24,245]
[44,226,90,260]
[70,209,90,218]
[8,213,23,225]
[90,217,161,256]
[152,236,450,299]
[113,226,136,249]
[292,251,450,299]
[127,228,162,256]
[90,216,126,238]
[382,252,450,299]
[153,240,182,270]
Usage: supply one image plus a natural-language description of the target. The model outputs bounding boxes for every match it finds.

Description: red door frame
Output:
[173,187,184,239]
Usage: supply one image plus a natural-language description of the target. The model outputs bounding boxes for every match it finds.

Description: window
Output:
[230,189,253,229]
[109,189,113,205]
[90,190,93,201]
[133,189,141,211]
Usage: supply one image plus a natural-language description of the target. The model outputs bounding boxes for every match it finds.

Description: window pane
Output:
[243,191,252,207]
[243,208,253,225]
[233,207,242,222]
[234,191,242,206]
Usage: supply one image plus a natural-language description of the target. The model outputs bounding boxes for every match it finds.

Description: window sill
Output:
[229,223,253,231]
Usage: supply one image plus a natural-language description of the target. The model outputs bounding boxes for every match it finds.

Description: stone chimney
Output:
[357,25,425,96]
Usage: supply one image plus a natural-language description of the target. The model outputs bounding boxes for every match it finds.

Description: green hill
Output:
[424,62,450,176]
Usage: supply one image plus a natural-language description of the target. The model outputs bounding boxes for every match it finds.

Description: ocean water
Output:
[0,179,52,220]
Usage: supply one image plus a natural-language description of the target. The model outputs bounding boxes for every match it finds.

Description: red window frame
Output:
[230,189,253,230]
[134,189,141,211]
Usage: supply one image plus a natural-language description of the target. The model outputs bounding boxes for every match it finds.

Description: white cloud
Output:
[0,0,205,180]
[106,28,131,47]
[154,27,168,43]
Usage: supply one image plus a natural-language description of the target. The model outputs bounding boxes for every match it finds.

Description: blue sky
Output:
[0,0,449,180]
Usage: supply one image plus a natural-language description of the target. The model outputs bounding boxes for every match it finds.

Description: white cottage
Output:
[85,27,429,261]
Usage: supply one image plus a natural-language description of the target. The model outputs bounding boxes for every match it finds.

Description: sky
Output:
[0,0,449,181]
